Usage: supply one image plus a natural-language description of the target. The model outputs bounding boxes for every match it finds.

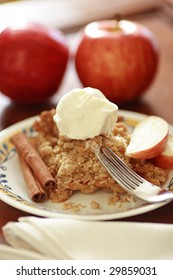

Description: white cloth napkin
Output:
[0,216,173,260]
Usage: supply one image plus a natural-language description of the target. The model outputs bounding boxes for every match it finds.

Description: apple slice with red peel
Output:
[126,116,169,159]
[152,134,173,169]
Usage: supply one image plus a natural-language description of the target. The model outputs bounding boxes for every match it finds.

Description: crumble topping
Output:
[33,109,167,203]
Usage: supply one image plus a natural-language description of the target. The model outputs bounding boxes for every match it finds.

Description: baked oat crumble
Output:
[61,202,85,212]
[32,109,167,207]
[90,200,101,210]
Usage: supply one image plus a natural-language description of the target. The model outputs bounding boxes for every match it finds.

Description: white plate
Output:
[0,110,172,220]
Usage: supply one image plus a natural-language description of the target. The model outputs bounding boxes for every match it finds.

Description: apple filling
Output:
[33,109,167,203]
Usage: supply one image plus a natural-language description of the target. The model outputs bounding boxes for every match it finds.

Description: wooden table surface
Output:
[1,3,173,244]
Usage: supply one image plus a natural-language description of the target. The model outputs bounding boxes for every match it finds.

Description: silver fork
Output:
[96,146,173,203]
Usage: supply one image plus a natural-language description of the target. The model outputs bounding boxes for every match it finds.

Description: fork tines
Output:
[96,146,143,192]
[96,146,173,203]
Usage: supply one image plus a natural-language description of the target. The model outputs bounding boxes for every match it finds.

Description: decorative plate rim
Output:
[0,110,172,220]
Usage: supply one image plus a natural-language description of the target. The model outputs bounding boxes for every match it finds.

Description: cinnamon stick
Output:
[11,132,57,191]
[19,156,48,202]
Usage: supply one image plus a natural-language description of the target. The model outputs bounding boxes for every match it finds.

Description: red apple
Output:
[152,134,173,169]
[0,23,69,104]
[126,116,169,159]
[75,20,159,103]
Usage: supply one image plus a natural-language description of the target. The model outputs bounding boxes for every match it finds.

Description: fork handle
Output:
[146,189,173,203]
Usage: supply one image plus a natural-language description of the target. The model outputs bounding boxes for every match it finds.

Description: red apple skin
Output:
[125,116,169,160]
[0,23,69,104]
[126,134,168,160]
[153,153,173,169]
[75,20,159,103]
[152,135,173,169]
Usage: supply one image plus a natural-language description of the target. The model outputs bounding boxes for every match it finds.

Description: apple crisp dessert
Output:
[32,109,167,203]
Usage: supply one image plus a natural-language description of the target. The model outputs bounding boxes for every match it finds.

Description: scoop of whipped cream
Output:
[53,87,118,140]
